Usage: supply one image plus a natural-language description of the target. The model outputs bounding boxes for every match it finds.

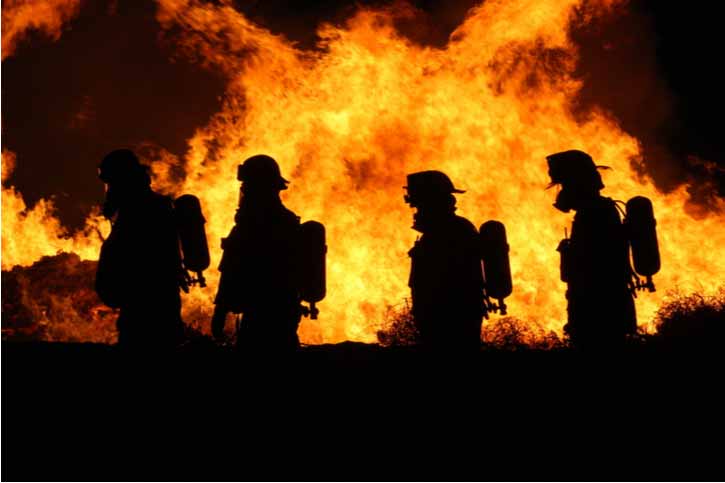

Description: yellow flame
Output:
[1,150,107,271]
[156,0,724,342]
[2,0,723,344]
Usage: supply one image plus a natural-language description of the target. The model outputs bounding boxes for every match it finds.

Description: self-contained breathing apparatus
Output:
[479,220,513,316]
[173,194,211,289]
[298,220,327,319]
[217,157,327,334]
[97,150,210,298]
[546,151,661,294]
[624,196,660,292]
[403,170,513,319]
[556,196,661,293]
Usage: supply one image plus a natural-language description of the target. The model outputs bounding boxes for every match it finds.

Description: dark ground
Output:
[2,341,723,481]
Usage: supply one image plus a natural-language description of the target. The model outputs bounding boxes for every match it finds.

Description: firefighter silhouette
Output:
[546,150,637,350]
[95,149,185,349]
[211,154,303,351]
[404,171,485,351]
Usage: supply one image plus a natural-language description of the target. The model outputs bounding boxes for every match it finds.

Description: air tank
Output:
[479,220,513,314]
[174,194,210,287]
[625,196,660,292]
[298,220,326,319]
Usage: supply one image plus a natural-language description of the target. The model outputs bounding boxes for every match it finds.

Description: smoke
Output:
[1,0,226,230]
[1,0,81,60]
[570,0,723,210]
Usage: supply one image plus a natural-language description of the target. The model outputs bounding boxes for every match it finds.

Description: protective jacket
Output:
[409,214,484,349]
[561,196,637,346]
[214,198,302,349]
[96,190,184,347]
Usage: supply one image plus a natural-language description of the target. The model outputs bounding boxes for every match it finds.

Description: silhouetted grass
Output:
[376,300,419,347]
[481,316,565,350]
[376,300,565,350]
[378,291,725,351]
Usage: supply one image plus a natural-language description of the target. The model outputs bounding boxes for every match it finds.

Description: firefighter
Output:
[404,170,485,351]
[546,149,637,350]
[95,149,185,349]
[211,154,302,352]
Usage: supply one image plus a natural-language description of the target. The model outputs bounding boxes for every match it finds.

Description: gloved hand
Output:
[178,268,192,293]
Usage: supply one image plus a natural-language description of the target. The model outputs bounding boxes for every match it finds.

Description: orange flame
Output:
[1,0,81,60]
[1,150,106,271]
[2,0,724,345]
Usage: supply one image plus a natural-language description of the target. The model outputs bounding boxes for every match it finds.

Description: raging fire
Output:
[2,0,724,344]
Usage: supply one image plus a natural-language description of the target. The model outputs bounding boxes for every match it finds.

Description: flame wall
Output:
[2,0,724,344]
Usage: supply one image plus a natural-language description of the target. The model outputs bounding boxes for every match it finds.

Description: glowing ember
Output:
[2,0,724,345]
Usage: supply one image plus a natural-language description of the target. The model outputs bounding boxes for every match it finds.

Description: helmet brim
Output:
[403,186,466,194]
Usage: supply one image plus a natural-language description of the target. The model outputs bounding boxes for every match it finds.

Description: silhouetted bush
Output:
[650,289,725,350]
[482,316,565,351]
[376,300,419,347]
[377,301,565,350]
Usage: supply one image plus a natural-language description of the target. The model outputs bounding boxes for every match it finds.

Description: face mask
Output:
[411,204,452,233]
[553,188,573,213]
[412,210,425,232]
[102,182,143,219]
[241,183,281,203]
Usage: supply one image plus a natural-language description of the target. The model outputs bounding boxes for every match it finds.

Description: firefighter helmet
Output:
[546,149,606,191]
[237,154,289,190]
[98,149,149,185]
[404,170,465,205]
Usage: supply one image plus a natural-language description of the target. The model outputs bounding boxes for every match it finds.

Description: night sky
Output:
[2,0,723,230]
